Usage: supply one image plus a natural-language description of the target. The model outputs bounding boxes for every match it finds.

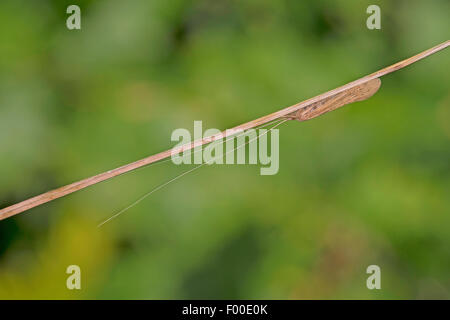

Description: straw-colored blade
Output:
[0,39,448,221]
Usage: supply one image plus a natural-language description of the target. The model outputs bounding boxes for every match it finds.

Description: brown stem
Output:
[0,40,448,221]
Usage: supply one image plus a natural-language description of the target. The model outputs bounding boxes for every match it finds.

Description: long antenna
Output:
[0,40,448,221]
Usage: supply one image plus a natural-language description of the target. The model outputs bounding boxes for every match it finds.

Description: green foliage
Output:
[0,0,449,299]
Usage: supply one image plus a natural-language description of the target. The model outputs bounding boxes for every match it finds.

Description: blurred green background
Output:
[0,0,449,299]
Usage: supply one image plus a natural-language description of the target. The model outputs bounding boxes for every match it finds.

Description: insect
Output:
[0,40,448,223]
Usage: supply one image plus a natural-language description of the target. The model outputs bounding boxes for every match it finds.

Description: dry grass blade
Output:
[0,40,448,221]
